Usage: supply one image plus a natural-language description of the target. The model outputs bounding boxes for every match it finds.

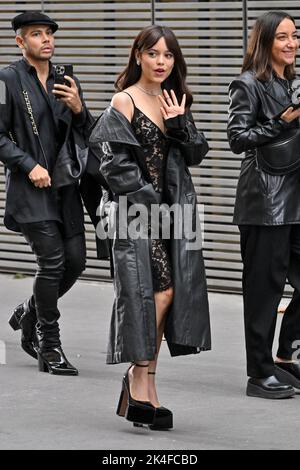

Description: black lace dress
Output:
[128,94,173,293]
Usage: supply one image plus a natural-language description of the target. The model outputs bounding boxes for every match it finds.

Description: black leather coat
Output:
[89,106,211,364]
[227,70,300,225]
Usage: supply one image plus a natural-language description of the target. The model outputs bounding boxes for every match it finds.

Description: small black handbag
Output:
[51,130,88,188]
[257,127,300,175]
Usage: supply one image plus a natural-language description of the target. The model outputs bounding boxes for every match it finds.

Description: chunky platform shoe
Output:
[148,371,173,430]
[117,363,155,426]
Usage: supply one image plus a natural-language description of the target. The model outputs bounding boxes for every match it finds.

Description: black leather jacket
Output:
[227,70,300,225]
[0,59,93,236]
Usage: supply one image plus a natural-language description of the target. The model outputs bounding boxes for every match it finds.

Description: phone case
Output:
[54,64,73,87]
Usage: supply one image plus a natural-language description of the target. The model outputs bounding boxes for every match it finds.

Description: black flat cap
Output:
[12,11,58,33]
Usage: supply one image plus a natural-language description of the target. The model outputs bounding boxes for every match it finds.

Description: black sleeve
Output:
[165,114,188,142]
[167,110,209,166]
[227,79,291,155]
[0,73,37,173]
[72,78,95,135]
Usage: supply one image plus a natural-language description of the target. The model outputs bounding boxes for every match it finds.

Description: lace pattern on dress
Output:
[131,107,173,292]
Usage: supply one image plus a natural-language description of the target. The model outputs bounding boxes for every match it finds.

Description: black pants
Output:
[20,221,86,351]
[240,224,300,378]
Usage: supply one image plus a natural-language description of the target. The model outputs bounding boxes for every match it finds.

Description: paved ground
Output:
[0,274,298,450]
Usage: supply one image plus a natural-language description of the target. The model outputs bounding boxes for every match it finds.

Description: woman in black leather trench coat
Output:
[90,25,211,429]
[227,11,300,399]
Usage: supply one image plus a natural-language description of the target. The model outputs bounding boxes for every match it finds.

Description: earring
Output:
[136,59,140,66]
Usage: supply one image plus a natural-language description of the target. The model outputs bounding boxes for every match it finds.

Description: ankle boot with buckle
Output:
[9,300,38,360]
[117,363,155,426]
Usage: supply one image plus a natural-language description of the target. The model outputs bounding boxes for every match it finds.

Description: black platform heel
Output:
[147,371,173,430]
[37,347,78,376]
[116,363,155,426]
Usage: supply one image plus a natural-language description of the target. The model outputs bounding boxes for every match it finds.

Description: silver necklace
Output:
[134,83,161,96]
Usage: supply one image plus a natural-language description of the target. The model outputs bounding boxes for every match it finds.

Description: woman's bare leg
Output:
[148,287,173,406]
[129,288,173,404]
[129,360,150,402]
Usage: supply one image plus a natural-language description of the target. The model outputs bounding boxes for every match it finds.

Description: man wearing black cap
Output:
[0,11,94,375]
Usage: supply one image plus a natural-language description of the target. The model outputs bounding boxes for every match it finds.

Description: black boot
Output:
[37,347,78,376]
[8,300,38,360]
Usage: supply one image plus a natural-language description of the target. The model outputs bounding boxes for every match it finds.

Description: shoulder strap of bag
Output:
[10,65,49,171]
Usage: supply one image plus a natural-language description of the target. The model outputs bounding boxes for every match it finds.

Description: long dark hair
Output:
[242,11,297,80]
[115,25,193,108]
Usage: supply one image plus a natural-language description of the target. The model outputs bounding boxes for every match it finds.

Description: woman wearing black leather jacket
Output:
[228,11,300,399]
[90,25,211,429]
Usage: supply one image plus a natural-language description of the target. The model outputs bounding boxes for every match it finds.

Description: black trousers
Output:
[239,224,300,378]
[20,221,86,351]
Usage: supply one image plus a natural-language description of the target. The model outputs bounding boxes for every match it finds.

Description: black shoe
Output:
[247,375,295,399]
[275,362,300,390]
[146,371,173,430]
[116,364,155,426]
[37,347,78,376]
[134,407,173,430]
[149,406,173,430]
[9,301,38,360]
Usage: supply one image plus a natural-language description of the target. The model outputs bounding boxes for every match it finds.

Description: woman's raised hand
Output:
[158,89,186,120]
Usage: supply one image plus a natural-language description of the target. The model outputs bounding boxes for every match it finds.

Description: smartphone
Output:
[54,64,73,87]
[274,101,300,119]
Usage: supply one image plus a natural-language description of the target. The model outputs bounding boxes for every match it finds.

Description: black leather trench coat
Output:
[89,106,211,364]
[227,70,300,225]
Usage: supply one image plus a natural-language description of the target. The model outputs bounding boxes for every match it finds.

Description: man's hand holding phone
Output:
[52,66,83,114]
